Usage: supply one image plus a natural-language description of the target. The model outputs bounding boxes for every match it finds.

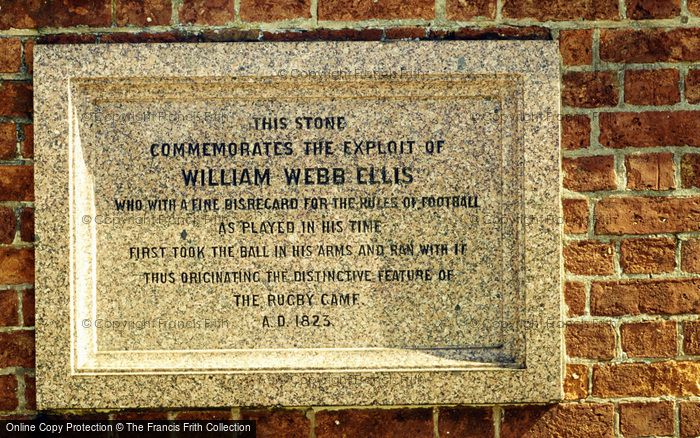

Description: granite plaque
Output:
[35,42,562,408]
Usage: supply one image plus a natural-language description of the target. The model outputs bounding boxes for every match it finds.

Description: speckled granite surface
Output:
[34,42,561,408]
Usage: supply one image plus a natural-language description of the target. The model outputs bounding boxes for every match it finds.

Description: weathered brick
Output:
[316,409,433,438]
[0,123,15,160]
[22,289,34,327]
[0,375,18,411]
[682,154,700,188]
[591,279,700,316]
[36,34,98,45]
[627,0,679,18]
[241,0,311,21]
[566,323,616,360]
[563,199,589,234]
[0,207,14,244]
[199,29,261,42]
[318,0,434,20]
[262,29,383,41]
[681,402,700,437]
[503,0,619,20]
[682,238,700,273]
[23,40,33,73]
[241,410,310,438]
[0,38,21,73]
[117,0,172,26]
[384,27,426,40]
[620,402,674,437]
[0,330,34,368]
[626,153,675,191]
[691,0,700,16]
[0,290,18,326]
[19,208,33,242]
[0,82,32,118]
[564,364,588,400]
[438,407,492,437]
[687,69,700,103]
[595,196,700,234]
[620,237,675,274]
[601,28,700,63]
[429,26,551,40]
[564,281,586,316]
[0,248,34,284]
[562,115,590,150]
[600,111,700,148]
[563,156,616,192]
[101,32,196,44]
[625,69,679,105]
[564,240,614,275]
[621,321,677,358]
[446,0,496,19]
[559,30,593,65]
[174,410,231,420]
[0,166,33,202]
[0,0,111,29]
[179,0,234,25]
[562,72,618,108]
[684,321,700,355]
[20,124,32,159]
[501,404,614,438]
[593,361,700,397]
[24,374,35,410]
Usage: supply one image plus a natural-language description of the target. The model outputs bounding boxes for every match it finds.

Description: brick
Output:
[241,410,309,438]
[564,364,589,400]
[24,375,34,410]
[682,154,700,188]
[0,248,34,284]
[562,115,590,150]
[0,38,21,73]
[316,409,433,438]
[179,0,234,25]
[0,290,18,326]
[563,156,616,192]
[564,281,586,316]
[438,407,492,437]
[559,30,593,65]
[620,237,675,274]
[430,26,551,40]
[681,402,700,437]
[0,375,18,411]
[595,196,700,234]
[692,0,700,15]
[384,27,426,40]
[621,321,677,358]
[100,32,196,44]
[174,410,231,420]
[22,289,34,327]
[503,0,618,19]
[687,70,700,103]
[591,279,700,316]
[566,323,616,360]
[241,0,311,21]
[684,321,700,355]
[0,0,111,29]
[625,69,679,105]
[262,29,383,41]
[501,404,613,438]
[563,199,589,234]
[601,111,700,148]
[562,72,618,108]
[0,207,14,244]
[199,29,261,42]
[601,28,700,63]
[36,34,98,45]
[627,0,679,19]
[117,0,172,26]
[23,40,33,73]
[0,330,34,368]
[683,239,700,273]
[0,166,33,202]
[20,124,31,158]
[593,361,700,397]
[564,240,614,275]
[0,123,15,160]
[620,402,674,437]
[446,0,496,19]
[0,82,32,118]
[626,153,675,191]
[19,208,33,242]
[318,0,434,20]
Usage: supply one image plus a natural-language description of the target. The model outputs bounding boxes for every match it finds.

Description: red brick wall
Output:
[1,0,700,436]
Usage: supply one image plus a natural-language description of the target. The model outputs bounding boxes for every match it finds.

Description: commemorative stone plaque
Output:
[35,42,562,408]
